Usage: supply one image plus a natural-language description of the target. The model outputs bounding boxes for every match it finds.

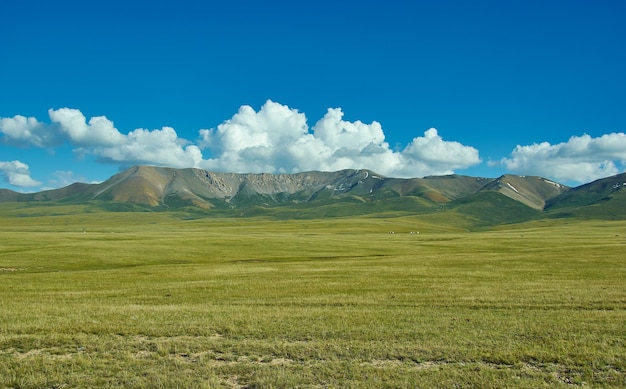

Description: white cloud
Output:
[312,108,385,151]
[0,109,202,169]
[499,133,626,183]
[207,101,308,151]
[48,108,125,146]
[0,160,41,188]
[198,100,481,177]
[90,126,203,168]
[2,101,483,184]
[402,128,481,175]
[0,115,60,147]
[297,108,401,173]
[5,103,626,187]
[0,109,125,148]
[199,100,309,172]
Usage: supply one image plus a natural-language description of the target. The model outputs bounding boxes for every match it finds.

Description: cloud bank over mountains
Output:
[0,101,480,187]
[1,100,625,189]
[497,133,626,184]
[196,102,481,177]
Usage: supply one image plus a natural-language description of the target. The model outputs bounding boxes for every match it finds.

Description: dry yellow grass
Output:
[0,213,624,387]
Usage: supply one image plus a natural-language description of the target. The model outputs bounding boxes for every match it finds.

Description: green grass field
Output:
[0,212,624,388]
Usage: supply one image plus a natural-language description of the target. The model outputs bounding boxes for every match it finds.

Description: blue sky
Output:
[1,0,625,192]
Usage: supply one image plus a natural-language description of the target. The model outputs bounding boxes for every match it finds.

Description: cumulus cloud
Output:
[199,100,309,172]
[0,109,202,169]
[0,160,41,188]
[0,115,60,147]
[0,109,125,148]
[312,108,385,151]
[6,101,626,188]
[90,126,203,168]
[402,128,481,174]
[299,108,402,173]
[48,108,125,146]
[1,101,483,187]
[498,133,626,183]
[198,101,481,177]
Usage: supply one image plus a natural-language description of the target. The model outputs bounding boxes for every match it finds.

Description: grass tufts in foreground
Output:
[0,213,624,388]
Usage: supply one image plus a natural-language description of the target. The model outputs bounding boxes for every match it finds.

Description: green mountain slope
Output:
[448,191,542,226]
[545,172,626,219]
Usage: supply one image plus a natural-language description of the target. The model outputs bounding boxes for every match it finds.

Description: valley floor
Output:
[0,214,624,387]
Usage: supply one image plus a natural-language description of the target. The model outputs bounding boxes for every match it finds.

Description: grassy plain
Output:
[0,211,624,388]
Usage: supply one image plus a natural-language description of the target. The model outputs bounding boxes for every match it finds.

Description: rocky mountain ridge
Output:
[2,166,625,222]
[1,165,569,210]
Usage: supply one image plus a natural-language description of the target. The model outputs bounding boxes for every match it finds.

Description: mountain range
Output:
[1,165,625,224]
